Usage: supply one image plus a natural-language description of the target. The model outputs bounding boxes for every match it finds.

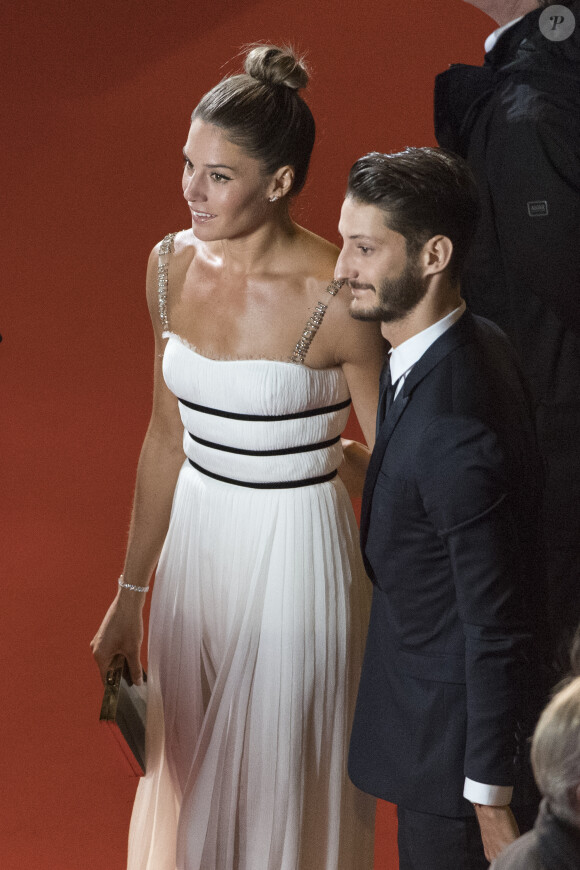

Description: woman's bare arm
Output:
[336,311,387,496]
[90,244,185,685]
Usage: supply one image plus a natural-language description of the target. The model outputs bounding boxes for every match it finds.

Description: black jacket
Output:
[349,312,544,816]
[434,4,580,552]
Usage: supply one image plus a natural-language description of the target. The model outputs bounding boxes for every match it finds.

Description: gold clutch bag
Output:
[100,654,147,776]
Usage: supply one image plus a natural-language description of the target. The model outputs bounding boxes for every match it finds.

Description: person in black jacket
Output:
[336,146,546,870]
[490,674,580,870]
[435,0,580,678]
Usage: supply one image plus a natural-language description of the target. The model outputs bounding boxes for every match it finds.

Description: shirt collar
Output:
[484,16,524,53]
[389,301,466,384]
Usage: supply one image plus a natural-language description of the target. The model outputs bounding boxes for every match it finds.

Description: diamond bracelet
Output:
[118,574,150,593]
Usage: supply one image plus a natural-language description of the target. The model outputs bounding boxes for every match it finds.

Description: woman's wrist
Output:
[118,574,149,593]
[115,574,150,611]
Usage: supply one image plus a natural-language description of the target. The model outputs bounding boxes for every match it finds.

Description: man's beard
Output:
[350,258,428,323]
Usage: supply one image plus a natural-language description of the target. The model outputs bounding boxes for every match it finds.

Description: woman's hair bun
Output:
[244,44,309,91]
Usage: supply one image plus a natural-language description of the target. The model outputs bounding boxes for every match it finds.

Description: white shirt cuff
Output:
[463,778,513,806]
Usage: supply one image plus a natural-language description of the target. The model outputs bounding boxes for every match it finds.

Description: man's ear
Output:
[420,235,454,277]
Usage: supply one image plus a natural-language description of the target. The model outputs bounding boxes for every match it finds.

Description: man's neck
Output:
[463,0,538,27]
[381,287,463,349]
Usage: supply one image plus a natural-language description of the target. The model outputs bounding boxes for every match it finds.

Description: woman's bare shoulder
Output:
[171,227,197,257]
[145,229,196,317]
[290,225,386,368]
[293,225,339,280]
[315,264,385,365]
[145,228,193,266]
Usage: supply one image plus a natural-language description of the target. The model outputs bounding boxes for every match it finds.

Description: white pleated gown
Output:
[128,333,375,870]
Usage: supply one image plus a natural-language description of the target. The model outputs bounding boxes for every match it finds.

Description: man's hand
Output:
[473,803,520,862]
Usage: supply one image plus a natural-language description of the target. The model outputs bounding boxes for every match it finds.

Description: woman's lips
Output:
[189,207,216,223]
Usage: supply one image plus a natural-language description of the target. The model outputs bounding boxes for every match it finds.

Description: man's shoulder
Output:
[457,310,518,360]
[435,310,515,374]
[419,312,531,425]
[402,310,515,402]
[469,311,513,347]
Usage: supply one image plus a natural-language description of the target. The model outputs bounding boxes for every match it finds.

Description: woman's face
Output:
[182,119,274,242]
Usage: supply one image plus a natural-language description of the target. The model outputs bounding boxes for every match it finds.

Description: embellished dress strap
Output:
[157,232,178,332]
[290,279,345,365]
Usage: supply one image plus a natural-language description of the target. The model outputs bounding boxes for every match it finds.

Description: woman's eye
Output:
[210,172,231,183]
[183,156,193,171]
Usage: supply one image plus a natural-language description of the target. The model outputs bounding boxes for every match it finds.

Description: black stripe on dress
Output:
[178,397,351,421]
[188,459,338,489]
[187,433,341,457]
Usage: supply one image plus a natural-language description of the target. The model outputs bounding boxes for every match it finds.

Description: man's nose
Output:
[334,249,356,282]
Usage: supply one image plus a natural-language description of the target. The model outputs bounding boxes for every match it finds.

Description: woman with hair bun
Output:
[91,44,382,869]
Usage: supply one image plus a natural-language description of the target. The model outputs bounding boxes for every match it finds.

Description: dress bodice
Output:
[163,334,351,487]
[158,231,350,488]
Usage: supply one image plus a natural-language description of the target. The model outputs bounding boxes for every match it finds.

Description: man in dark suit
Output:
[435,0,580,679]
[335,147,546,869]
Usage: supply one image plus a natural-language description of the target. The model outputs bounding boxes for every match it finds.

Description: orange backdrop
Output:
[1,1,492,867]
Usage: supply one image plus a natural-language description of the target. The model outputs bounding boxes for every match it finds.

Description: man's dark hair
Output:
[346,147,480,283]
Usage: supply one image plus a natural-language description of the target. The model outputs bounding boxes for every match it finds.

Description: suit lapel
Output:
[360,312,476,559]
[361,391,409,540]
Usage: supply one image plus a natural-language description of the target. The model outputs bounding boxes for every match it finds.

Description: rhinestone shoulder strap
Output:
[290,279,344,365]
[157,232,178,331]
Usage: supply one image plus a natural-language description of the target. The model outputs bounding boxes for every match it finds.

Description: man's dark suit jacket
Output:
[434,6,580,669]
[348,310,546,818]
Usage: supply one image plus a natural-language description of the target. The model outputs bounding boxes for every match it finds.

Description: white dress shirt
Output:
[389,302,513,807]
[389,301,466,397]
[484,16,524,53]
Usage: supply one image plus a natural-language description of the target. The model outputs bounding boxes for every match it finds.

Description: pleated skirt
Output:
[127,461,375,870]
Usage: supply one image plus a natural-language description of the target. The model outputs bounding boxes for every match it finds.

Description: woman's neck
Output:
[208,212,297,276]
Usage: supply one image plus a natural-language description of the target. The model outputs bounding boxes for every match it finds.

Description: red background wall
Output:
[1,1,492,867]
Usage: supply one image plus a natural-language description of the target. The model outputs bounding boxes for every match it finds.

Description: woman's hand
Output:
[338,439,372,498]
[90,592,145,686]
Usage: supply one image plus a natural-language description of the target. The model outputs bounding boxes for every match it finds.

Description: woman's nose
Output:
[183,172,206,202]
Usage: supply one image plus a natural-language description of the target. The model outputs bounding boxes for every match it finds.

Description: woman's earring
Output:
[269,195,279,203]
